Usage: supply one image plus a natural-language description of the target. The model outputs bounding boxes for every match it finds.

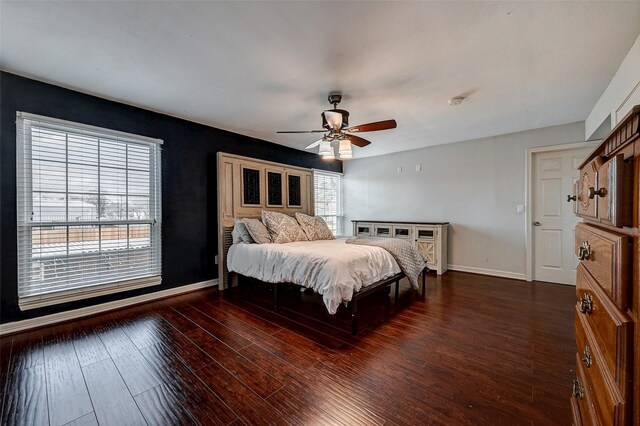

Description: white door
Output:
[532,148,592,285]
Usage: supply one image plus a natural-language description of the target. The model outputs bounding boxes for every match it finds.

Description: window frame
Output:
[313,169,344,236]
[16,112,163,310]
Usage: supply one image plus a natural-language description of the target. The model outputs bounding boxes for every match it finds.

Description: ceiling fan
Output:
[277,93,397,160]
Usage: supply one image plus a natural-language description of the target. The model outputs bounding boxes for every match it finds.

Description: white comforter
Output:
[227,238,401,314]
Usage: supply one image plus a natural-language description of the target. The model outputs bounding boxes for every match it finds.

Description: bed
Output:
[227,238,427,334]
[216,153,427,334]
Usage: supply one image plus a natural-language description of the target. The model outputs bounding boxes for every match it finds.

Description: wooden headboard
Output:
[217,152,315,289]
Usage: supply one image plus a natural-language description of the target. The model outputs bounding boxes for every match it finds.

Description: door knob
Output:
[533,221,541,226]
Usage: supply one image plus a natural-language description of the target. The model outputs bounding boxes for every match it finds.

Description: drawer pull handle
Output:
[577,242,591,260]
[567,194,576,202]
[579,293,593,314]
[572,378,584,399]
[587,187,606,199]
[582,346,592,368]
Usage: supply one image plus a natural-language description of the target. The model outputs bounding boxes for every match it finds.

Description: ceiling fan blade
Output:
[305,139,323,149]
[277,130,326,134]
[346,119,397,133]
[323,110,343,130]
[348,135,371,147]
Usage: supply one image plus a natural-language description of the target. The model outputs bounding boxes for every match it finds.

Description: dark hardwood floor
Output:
[0,271,576,425]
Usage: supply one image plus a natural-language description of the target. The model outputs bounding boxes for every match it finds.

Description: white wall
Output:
[343,122,585,279]
[585,33,640,140]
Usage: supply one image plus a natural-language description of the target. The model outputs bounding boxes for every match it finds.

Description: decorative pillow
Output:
[242,218,272,244]
[294,212,319,240]
[262,211,308,244]
[295,213,335,240]
[232,219,254,244]
[312,216,335,240]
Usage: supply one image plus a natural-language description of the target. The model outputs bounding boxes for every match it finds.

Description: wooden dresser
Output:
[570,105,639,425]
[351,220,449,274]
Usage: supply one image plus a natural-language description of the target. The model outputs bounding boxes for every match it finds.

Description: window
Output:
[16,112,162,309]
[314,170,343,235]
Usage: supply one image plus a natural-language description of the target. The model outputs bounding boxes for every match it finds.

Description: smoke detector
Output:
[448,96,465,106]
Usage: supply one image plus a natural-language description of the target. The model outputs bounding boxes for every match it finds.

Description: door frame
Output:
[524,141,599,282]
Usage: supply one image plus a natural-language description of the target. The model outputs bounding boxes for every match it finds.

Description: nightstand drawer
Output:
[575,265,632,395]
[575,223,631,310]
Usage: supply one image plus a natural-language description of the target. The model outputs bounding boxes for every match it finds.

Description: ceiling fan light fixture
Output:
[322,146,336,161]
[318,140,332,156]
[339,139,352,159]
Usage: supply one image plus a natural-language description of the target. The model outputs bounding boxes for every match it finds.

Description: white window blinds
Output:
[313,170,343,235]
[16,112,162,309]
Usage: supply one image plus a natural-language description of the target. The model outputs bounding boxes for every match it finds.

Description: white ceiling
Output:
[2,1,640,158]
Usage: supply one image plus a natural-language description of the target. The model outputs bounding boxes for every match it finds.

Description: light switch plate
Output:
[215,255,218,264]
[397,166,402,174]
[516,204,525,214]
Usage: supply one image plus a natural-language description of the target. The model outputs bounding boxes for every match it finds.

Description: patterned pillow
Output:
[294,212,318,240]
[295,213,335,240]
[313,216,335,240]
[242,218,272,244]
[262,211,308,244]
[232,219,255,244]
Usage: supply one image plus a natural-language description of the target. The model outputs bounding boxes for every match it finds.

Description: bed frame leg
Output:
[351,299,359,335]
[273,282,279,312]
[421,269,427,299]
[394,279,400,302]
[231,273,239,300]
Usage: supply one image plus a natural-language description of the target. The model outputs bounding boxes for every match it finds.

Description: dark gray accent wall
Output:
[0,71,341,324]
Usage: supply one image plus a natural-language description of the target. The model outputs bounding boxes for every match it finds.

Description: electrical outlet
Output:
[516,204,525,214]
[396,166,402,174]
[415,164,422,172]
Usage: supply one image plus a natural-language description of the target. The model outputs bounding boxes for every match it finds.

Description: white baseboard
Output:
[0,279,218,336]
[447,264,526,281]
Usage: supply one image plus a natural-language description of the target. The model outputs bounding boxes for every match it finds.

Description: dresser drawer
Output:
[575,223,632,310]
[392,225,412,239]
[374,224,392,237]
[576,157,604,220]
[574,316,629,426]
[575,265,633,394]
[570,395,582,426]
[355,223,373,236]
[596,154,633,228]
[572,352,597,426]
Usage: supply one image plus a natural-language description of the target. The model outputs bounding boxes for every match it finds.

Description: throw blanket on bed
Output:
[346,237,428,288]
